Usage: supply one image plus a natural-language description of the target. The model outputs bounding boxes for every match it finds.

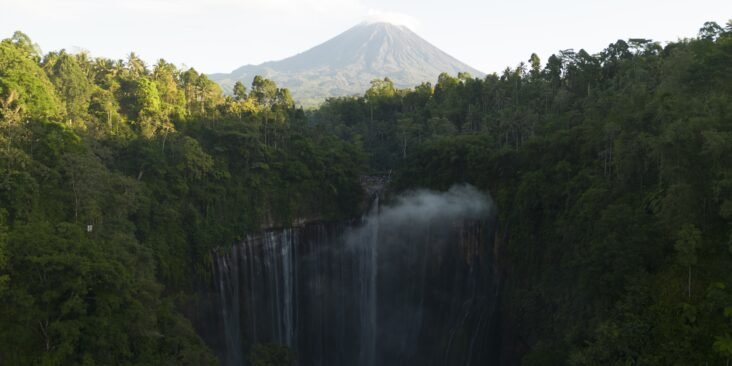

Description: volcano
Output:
[208,22,484,106]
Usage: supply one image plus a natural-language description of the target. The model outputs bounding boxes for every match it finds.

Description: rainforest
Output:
[1,20,732,366]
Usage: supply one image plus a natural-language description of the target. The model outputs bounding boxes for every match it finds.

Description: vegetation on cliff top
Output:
[313,20,732,365]
[2,19,732,365]
[0,31,363,365]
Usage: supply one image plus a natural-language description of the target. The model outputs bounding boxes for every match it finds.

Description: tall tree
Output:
[674,224,702,300]
[251,75,278,108]
[233,80,247,101]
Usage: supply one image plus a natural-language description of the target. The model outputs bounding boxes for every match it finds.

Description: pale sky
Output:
[1,0,730,76]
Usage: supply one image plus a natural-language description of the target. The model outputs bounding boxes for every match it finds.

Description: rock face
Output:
[193,187,500,366]
[208,22,485,106]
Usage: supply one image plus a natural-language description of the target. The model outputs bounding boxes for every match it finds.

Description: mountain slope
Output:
[209,22,484,106]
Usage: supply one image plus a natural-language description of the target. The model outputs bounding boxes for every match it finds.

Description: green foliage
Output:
[233,80,247,101]
[0,41,64,119]
[0,209,8,295]
[8,31,42,60]
[0,31,365,364]
[338,24,732,365]
[251,75,278,107]
[2,20,731,365]
[248,343,295,366]
[675,224,702,268]
[365,77,396,100]
[43,50,94,123]
[152,59,186,121]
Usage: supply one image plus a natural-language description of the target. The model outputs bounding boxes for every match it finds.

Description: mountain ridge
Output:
[209,22,484,106]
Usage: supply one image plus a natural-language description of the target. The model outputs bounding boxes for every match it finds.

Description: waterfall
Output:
[350,196,380,366]
[199,185,499,366]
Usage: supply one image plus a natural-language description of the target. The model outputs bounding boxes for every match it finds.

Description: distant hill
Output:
[208,22,484,106]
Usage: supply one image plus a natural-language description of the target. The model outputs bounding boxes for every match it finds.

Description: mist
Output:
[378,184,493,224]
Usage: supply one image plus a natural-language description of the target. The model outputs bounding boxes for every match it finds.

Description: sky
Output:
[1,0,731,76]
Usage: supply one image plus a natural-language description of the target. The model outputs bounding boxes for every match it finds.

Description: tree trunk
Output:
[39,320,51,352]
[687,265,692,300]
[71,179,79,222]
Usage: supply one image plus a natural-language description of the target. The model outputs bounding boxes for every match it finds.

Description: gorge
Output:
[194,186,500,366]
[2,20,732,366]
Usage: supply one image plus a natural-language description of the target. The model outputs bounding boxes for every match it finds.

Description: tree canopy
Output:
[2,19,732,365]
[0,32,364,365]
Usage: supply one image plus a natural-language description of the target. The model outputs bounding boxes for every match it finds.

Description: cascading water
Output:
[195,185,499,366]
[357,196,379,366]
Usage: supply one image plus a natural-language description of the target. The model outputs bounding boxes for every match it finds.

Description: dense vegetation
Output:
[0,32,363,365]
[2,19,732,365]
[313,20,732,365]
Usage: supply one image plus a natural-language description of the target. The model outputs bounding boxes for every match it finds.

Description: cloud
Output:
[365,9,421,30]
